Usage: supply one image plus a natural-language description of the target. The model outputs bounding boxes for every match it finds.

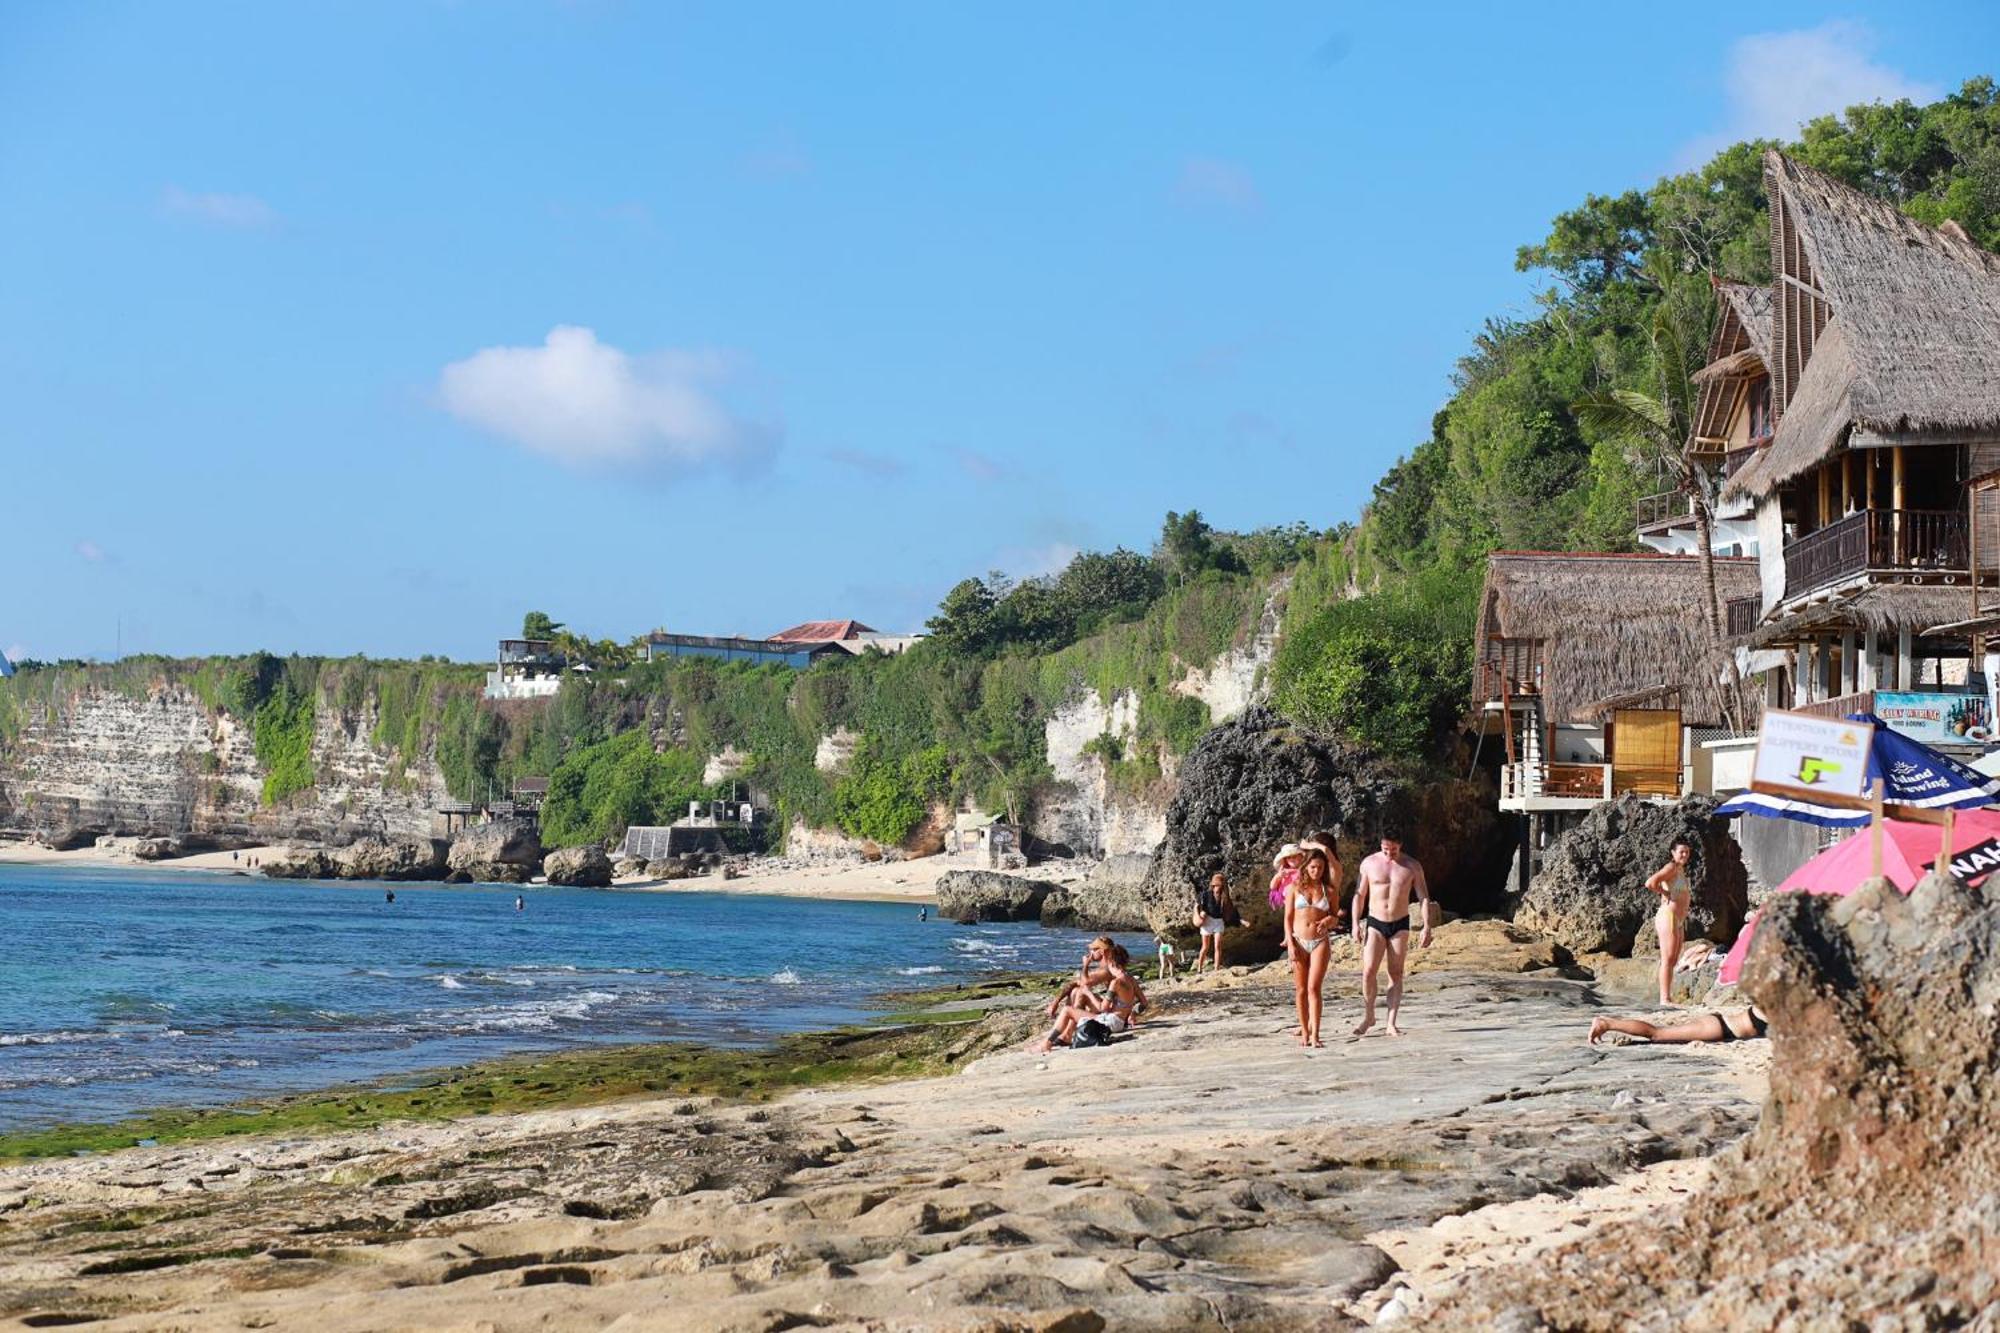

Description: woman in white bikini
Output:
[1283,846,1340,1047]
[1646,839,1694,1006]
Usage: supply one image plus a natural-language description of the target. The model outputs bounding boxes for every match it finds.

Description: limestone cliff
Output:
[0,682,446,849]
[1035,589,1283,859]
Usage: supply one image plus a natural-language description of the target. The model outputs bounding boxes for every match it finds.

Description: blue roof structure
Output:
[0,650,12,678]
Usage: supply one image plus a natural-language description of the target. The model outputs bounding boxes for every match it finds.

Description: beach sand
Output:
[0,930,1768,1330]
[0,842,284,876]
[0,839,998,904]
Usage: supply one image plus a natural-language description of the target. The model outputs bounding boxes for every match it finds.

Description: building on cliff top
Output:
[485,638,566,700]
[769,619,925,656]
[643,631,844,669]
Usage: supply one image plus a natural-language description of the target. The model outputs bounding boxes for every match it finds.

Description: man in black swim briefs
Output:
[1351,830,1432,1037]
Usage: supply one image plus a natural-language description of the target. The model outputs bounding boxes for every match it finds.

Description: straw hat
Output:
[1272,842,1302,868]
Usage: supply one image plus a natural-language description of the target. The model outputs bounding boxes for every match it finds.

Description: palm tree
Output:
[1573,266,1748,728]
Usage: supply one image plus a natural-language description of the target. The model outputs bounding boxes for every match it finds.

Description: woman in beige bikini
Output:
[1283,846,1340,1047]
[1646,839,1694,1006]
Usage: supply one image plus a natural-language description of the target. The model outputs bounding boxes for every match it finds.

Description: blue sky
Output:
[3,2,1994,663]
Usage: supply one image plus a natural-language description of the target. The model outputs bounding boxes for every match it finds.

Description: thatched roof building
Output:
[1476,552,1759,726]
[1727,150,2000,500]
[1691,280,1773,450]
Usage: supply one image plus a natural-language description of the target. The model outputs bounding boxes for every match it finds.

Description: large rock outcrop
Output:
[332,837,447,881]
[1136,707,1503,958]
[1041,853,1153,930]
[1419,870,2000,1328]
[445,818,543,884]
[934,870,1061,924]
[1511,793,1748,957]
[543,844,613,888]
[260,846,338,880]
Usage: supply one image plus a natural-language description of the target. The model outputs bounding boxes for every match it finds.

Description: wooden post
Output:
[1868,779,1886,880]
[1893,445,1907,564]
[1942,805,1957,868]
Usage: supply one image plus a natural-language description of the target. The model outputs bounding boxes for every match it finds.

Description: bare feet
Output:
[1385,1021,1404,1037]
[1588,1017,1610,1045]
[1352,1014,1375,1036]
[1309,1036,1324,1048]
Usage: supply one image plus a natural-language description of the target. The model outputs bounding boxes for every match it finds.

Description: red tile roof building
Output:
[769,620,876,644]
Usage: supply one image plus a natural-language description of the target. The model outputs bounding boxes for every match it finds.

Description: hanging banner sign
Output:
[1923,836,2000,886]
[1874,691,1993,745]
[1749,709,1875,805]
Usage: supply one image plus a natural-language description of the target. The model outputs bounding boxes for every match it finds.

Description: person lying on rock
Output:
[1045,937,1119,1020]
[1037,944,1148,1052]
[1588,1006,1768,1046]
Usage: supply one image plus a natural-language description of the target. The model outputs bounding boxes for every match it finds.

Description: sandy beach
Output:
[0,924,1768,1330]
[0,839,1015,905]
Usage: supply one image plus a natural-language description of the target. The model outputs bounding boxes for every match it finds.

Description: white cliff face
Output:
[1173,587,1283,721]
[1036,586,1285,859]
[0,683,446,846]
[814,728,859,774]
[703,745,750,785]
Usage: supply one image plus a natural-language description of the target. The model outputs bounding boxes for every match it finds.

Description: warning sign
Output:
[1750,710,1875,805]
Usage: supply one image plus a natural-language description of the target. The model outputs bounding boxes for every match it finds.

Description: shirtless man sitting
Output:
[1351,830,1432,1036]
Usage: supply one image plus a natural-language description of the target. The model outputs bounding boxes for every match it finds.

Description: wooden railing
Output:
[1795,691,1875,720]
[1784,508,1968,596]
[1500,762,1683,802]
[1726,595,1760,637]
[1480,639,1545,702]
[1635,490,1683,530]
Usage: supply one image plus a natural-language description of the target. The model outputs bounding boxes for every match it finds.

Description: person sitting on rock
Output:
[1588,1006,1768,1046]
[1037,945,1148,1052]
[1046,937,1119,1020]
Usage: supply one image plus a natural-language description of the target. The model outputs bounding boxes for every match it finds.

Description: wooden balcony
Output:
[1480,639,1545,704]
[1635,490,1685,532]
[1726,595,1760,637]
[1499,761,1685,807]
[1783,508,1968,599]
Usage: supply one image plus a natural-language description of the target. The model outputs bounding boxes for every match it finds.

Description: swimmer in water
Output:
[515,895,525,912]
[385,890,395,903]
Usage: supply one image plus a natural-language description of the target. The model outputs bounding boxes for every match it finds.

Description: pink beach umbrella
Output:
[1717,805,2000,984]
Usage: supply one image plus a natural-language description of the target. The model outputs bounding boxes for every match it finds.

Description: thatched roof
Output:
[1723,319,1854,499]
[1476,552,1760,726]
[1718,281,1773,363]
[1741,582,1973,648]
[1769,151,2000,436]
[1691,281,1772,452]
[1692,347,1765,384]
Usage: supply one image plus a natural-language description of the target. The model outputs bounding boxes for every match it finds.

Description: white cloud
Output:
[952,447,1008,482]
[74,539,108,563]
[1006,542,1082,580]
[159,185,278,229]
[1682,22,1939,160]
[1174,157,1262,215]
[4,643,27,664]
[436,325,777,476]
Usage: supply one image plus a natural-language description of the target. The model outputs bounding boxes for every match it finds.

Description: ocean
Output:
[0,865,1150,1133]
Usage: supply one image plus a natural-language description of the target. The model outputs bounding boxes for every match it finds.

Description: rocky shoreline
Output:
[0,924,1768,1330]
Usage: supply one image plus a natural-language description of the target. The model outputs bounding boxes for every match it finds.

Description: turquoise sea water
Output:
[0,865,1146,1132]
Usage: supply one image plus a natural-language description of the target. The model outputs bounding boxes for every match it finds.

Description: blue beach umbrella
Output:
[1717,712,2000,828]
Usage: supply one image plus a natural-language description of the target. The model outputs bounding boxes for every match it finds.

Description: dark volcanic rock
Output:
[935,870,1061,923]
[1512,794,1747,956]
[446,818,543,885]
[543,845,613,888]
[1422,870,2000,1329]
[333,837,448,882]
[1138,707,1504,958]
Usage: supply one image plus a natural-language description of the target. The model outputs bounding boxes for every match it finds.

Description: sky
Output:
[3,1,1995,664]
